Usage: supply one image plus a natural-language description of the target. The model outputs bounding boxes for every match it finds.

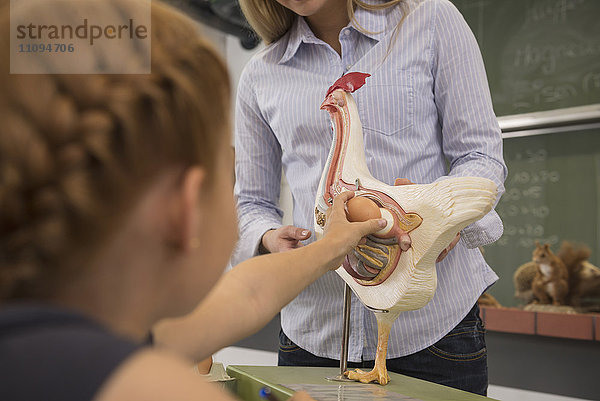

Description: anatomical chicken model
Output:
[313,72,497,385]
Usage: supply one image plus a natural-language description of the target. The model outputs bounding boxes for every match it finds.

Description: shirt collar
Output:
[279,16,315,65]
[351,3,390,42]
[278,5,394,65]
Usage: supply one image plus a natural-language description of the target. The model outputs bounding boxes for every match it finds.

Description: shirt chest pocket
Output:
[357,70,414,136]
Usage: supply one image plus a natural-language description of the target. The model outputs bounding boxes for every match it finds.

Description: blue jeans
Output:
[278,304,488,396]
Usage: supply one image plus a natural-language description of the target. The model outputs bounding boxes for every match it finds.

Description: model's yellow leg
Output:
[344,316,392,385]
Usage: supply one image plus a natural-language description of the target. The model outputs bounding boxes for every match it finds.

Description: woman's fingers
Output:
[436,249,448,263]
[262,225,312,253]
[394,178,414,186]
[282,225,311,241]
[436,232,460,263]
[449,232,461,248]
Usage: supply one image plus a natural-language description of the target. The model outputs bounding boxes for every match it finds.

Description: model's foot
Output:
[344,367,390,385]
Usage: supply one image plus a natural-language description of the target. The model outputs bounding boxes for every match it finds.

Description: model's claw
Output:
[345,366,390,385]
[343,314,394,385]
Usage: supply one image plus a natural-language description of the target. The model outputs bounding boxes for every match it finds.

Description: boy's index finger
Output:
[331,191,355,215]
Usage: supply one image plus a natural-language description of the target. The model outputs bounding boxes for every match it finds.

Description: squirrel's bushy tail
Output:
[558,242,591,275]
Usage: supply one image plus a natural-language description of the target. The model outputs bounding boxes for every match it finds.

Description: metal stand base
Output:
[325,374,355,382]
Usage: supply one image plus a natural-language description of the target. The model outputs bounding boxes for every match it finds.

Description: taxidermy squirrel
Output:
[558,242,599,306]
[531,241,569,305]
[515,242,600,309]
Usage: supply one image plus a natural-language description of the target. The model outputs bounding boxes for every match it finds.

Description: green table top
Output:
[226,365,498,401]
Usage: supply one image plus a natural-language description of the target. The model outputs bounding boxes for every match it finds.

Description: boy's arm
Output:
[153,192,384,361]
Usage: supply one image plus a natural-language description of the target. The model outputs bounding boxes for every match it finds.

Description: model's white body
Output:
[314,90,498,313]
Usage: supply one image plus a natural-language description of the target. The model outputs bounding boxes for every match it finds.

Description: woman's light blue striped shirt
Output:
[232,0,507,361]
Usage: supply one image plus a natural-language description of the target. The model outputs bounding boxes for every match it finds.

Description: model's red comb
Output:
[326,72,371,97]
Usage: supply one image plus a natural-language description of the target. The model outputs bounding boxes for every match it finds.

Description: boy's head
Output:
[0,0,236,316]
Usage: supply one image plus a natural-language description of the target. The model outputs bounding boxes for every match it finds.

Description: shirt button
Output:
[346,65,352,71]
[344,29,351,36]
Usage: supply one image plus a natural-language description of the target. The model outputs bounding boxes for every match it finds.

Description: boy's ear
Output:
[170,166,206,252]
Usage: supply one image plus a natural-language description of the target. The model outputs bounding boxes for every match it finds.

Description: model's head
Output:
[240,0,407,44]
[0,0,236,314]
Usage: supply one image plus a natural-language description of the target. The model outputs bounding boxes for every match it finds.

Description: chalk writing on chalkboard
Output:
[452,0,600,115]
[495,147,561,249]
[481,127,599,307]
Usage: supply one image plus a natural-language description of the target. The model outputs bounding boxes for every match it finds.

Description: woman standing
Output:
[233,0,507,395]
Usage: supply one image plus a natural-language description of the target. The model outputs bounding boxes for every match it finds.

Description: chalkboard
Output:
[452,0,600,116]
[482,125,600,307]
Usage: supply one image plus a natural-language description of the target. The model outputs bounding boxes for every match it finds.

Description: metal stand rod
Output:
[340,283,352,376]
[326,283,354,382]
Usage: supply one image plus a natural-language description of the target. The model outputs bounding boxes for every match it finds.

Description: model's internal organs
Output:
[345,196,411,282]
[313,72,498,385]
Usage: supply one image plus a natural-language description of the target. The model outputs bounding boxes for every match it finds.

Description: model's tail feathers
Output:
[337,176,497,312]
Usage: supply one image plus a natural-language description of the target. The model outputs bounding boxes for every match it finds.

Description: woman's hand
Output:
[260,225,311,254]
[322,191,386,269]
[436,232,460,263]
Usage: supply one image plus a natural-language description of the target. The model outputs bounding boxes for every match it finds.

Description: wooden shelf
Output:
[479,306,599,341]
